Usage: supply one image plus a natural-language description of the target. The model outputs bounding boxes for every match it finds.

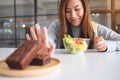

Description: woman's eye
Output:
[65,10,70,13]
[75,8,80,11]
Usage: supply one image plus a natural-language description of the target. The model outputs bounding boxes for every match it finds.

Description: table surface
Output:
[0,48,120,80]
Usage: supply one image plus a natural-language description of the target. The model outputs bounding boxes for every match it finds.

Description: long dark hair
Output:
[59,0,94,48]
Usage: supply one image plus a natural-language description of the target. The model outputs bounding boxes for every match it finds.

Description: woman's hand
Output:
[94,36,107,52]
[26,24,55,55]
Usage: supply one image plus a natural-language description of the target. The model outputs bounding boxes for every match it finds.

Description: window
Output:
[90,0,120,33]
[0,0,59,47]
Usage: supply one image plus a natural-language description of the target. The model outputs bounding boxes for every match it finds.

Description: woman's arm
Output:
[47,19,61,49]
[96,23,120,51]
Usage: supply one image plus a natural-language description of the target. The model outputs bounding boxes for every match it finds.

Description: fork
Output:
[91,22,98,37]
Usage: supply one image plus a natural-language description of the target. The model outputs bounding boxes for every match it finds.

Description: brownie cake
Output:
[30,54,51,66]
[6,40,40,69]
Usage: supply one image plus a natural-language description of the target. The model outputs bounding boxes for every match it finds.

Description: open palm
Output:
[26,24,54,55]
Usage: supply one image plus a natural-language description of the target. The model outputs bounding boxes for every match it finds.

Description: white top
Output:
[0,48,120,80]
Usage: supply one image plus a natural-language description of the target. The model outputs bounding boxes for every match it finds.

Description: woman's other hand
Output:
[26,24,55,55]
[94,36,107,52]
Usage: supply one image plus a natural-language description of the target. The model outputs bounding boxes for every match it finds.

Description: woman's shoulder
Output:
[49,19,60,26]
[48,19,60,30]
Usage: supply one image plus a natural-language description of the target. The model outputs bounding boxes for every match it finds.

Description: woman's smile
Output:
[71,18,79,23]
[70,17,81,26]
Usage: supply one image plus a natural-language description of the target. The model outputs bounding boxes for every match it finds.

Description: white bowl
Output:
[63,38,90,54]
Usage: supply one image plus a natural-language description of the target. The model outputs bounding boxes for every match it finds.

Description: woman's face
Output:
[65,0,84,27]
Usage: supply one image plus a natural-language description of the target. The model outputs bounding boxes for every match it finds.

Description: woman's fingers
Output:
[48,45,55,56]
[27,24,49,45]
[96,41,106,51]
[26,34,31,40]
[95,36,107,51]
[26,24,54,56]
[42,27,49,47]
[35,24,42,42]
[30,27,38,40]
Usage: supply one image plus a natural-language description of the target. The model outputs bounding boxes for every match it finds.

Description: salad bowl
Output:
[63,34,90,54]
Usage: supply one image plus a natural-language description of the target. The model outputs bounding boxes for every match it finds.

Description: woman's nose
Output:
[71,10,77,18]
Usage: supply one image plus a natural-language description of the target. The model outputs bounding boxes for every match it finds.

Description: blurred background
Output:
[0,0,120,47]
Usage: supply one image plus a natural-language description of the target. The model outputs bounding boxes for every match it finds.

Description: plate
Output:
[0,58,61,77]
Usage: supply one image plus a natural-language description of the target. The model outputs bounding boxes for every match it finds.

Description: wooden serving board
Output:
[0,58,61,77]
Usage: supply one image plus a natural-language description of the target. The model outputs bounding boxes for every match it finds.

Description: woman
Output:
[26,0,120,52]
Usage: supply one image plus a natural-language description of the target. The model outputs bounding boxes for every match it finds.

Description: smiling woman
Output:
[26,0,120,52]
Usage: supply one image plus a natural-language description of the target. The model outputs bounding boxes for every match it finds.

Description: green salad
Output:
[63,34,87,54]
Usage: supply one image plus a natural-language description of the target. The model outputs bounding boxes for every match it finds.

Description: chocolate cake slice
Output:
[6,40,40,69]
[30,54,51,66]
